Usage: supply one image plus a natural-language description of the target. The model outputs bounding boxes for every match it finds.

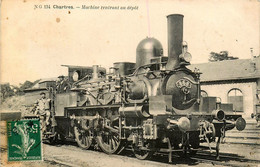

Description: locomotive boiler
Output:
[35,14,246,162]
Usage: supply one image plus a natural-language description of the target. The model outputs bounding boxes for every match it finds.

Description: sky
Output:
[1,0,259,85]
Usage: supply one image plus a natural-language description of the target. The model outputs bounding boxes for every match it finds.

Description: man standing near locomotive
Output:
[56,75,70,93]
[34,92,51,132]
[56,75,65,93]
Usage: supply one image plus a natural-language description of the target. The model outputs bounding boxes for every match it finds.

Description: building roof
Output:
[27,77,58,89]
[23,87,48,93]
[38,77,58,84]
[188,57,260,82]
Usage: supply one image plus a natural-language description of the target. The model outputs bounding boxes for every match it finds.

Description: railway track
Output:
[189,153,259,167]
[151,151,259,167]
[1,121,258,167]
[43,142,260,167]
[44,158,79,167]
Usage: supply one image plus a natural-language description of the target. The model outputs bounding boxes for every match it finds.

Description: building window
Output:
[201,90,208,97]
[227,88,243,112]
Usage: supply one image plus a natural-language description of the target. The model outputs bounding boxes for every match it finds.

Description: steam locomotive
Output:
[30,14,246,162]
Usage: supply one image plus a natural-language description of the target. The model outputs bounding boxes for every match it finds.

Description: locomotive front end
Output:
[138,14,246,161]
[162,70,199,112]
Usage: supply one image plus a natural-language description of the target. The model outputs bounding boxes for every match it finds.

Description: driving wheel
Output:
[74,126,92,149]
[96,118,122,154]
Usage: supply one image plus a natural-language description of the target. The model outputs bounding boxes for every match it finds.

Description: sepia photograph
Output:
[0,0,259,166]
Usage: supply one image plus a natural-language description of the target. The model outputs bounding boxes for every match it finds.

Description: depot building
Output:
[189,56,260,119]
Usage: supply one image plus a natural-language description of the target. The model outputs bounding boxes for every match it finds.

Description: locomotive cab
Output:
[61,65,106,84]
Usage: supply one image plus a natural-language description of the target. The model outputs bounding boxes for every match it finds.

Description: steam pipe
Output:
[166,14,184,70]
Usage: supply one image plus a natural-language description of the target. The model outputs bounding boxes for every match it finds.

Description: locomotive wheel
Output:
[74,126,92,149]
[96,131,121,154]
[42,124,57,145]
[133,143,154,160]
[96,119,122,154]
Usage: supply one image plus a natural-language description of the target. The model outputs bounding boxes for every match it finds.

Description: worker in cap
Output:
[34,92,51,132]
[56,75,69,93]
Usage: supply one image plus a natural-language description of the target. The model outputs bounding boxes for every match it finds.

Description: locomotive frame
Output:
[25,14,246,163]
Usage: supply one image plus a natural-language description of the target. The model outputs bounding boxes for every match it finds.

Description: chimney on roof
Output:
[250,48,257,72]
[250,48,255,59]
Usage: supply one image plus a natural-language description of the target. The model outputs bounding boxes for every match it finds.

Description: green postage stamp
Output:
[7,119,42,161]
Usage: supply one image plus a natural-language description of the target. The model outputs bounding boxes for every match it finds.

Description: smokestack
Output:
[166,14,184,70]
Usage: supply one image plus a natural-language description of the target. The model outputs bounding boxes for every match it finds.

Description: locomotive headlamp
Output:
[212,110,225,121]
[182,41,188,47]
[179,52,192,63]
[179,41,192,64]
[72,71,79,81]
